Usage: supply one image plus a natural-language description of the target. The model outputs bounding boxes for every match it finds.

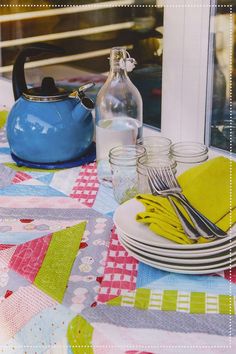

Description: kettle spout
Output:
[72,97,94,123]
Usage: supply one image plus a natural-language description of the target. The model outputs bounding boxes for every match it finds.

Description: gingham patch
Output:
[97,228,138,303]
[70,163,99,207]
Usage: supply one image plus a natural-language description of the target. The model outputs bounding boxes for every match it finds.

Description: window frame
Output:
[150,0,211,144]
[149,0,234,159]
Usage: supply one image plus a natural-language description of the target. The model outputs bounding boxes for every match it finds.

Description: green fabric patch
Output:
[34,222,86,303]
[0,110,8,129]
[190,292,205,314]
[134,288,151,310]
[162,290,178,311]
[219,295,234,315]
[4,162,62,173]
[107,288,235,315]
[107,296,122,306]
[67,315,94,354]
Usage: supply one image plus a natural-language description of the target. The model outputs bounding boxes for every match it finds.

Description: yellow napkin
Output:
[136,156,236,244]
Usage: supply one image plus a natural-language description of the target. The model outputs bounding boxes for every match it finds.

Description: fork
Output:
[147,166,227,239]
[148,174,201,241]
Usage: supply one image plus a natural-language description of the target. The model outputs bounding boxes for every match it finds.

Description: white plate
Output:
[118,236,236,274]
[123,245,236,270]
[118,227,236,258]
[113,198,236,250]
[118,231,236,265]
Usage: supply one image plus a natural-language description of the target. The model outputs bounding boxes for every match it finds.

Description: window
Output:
[205,2,236,153]
[159,0,235,158]
[0,0,235,157]
[0,0,164,129]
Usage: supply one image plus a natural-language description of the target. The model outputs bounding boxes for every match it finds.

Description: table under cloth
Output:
[0,109,236,354]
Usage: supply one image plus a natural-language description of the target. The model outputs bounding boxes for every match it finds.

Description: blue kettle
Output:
[7,43,95,165]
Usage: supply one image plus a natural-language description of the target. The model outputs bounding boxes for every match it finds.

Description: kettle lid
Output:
[23,77,69,102]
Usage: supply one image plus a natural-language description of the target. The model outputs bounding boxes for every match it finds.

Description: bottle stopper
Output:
[119,50,137,72]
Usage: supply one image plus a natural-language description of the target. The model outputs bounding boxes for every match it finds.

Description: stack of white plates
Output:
[113,198,236,274]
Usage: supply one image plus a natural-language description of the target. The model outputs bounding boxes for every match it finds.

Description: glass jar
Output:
[95,47,143,187]
[109,145,146,204]
[171,142,208,175]
[138,136,172,156]
[137,154,177,194]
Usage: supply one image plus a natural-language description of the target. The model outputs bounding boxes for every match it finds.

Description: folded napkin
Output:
[136,157,236,244]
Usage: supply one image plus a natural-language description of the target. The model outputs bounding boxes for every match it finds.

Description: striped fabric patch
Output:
[11,171,32,184]
[107,288,236,315]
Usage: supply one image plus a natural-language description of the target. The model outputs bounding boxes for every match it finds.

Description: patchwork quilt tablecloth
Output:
[0,108,236,354]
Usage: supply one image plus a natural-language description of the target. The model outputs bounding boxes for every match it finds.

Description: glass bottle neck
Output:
[108,47,128,79]
[109,64,128,79]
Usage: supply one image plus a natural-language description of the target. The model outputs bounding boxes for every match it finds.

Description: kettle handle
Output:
[13,43,64,101]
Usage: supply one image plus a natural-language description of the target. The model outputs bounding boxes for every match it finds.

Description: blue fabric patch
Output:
[105,211,114,218]
[0,184,65,196]
[37,173,54,185]
[144,271,236,295]
[27,171,54,179]
[0,147,10,154]
[7,305,74,351]
[137,262,236,295]
[136,262,167,288]
[0,232,47,244]
[68,346,74,354]
[93,184,118,215]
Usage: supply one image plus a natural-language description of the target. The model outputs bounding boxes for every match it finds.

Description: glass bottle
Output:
[95,47,143,186]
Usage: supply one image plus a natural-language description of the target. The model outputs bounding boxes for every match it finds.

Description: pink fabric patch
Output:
[11,171,32,184]
[0,196,86,209]
[70,162,99,207]
[224,267,236,283]
[0,285,56,342]
[9,234,52,282]
[97,228,138,303]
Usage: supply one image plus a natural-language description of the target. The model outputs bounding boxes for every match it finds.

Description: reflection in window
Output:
[207,5,236,153]
[0,0,164,130]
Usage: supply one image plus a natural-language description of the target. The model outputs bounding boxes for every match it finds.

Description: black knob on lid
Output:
[40,77,59,96]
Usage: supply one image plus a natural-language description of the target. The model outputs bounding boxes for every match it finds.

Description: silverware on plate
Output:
[147,173,200,241]
[147,166,227,240]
